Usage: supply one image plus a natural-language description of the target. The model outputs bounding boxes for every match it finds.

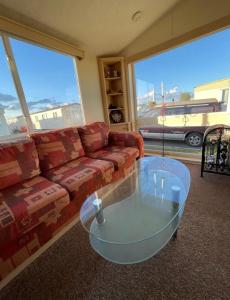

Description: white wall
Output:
[77,51,104,124]
[121,0,230,59]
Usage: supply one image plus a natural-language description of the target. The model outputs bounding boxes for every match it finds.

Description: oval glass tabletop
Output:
[80,157,191,264]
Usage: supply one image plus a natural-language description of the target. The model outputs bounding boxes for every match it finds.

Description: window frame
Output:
[0,31,85,140]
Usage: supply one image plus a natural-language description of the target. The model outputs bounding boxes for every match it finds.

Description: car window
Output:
[165,107,186,115]
[189,105,214,114]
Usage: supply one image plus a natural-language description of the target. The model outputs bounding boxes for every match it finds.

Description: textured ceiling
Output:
[0,0,179,55]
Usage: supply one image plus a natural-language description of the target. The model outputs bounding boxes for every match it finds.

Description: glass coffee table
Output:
[80,157,190,264]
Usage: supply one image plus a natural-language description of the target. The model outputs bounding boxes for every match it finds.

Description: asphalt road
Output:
[143,138,202,153]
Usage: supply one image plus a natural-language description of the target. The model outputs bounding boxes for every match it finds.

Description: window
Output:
[134,27,230,160]
[0,37,27,137]
[189,105,215,114]
[165,107,186,116]
[10,37,83,130]
[0,33,84,139]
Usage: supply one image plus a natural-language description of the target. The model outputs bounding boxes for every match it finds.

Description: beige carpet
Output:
[0,164,230,300]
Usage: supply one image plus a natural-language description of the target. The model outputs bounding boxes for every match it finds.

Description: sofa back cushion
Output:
[0,139,40,190]
[32,127,85,171]
[78,122,109,153]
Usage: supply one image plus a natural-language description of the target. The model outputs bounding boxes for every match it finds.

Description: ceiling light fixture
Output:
[132,11,142,23]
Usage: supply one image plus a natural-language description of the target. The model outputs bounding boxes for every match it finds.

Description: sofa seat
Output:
[87,146,139,170]
[44,156,114,201]
[0,176,70,244]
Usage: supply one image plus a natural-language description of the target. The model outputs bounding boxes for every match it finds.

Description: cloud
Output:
[0,97,57,112]
[0,92,19,111]
[0,103,8,109]
[0,102,21,111]
[0,94,73,114]
[27,98,54,106]
[144,90,155,98]
[27,99,65,108]
[166,86,178,95]
[27,99,68,112]
[0,93,17,102]
[7,103,21,110]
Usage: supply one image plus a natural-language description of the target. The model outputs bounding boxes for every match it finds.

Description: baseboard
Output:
[0,215,80,291]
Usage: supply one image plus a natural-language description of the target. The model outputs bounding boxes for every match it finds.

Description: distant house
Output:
[4,103,83,137]
[194,78,230,112]
[30,103,83,130]
[0,108,10,136]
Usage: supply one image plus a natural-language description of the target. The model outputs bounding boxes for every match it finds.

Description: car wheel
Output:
[186,132,203,147]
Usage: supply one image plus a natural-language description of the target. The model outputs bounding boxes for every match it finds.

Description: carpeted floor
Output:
[0,164,230,300]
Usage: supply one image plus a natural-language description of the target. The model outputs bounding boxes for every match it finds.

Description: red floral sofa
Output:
[0,122,144,282]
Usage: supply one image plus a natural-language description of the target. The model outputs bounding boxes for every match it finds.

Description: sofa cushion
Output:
[44,156,114,201]
[87,146,139,170]
[32,127,85,171]
[0,176,70,241]
[0,139,40,190]
[109,131,144,157]
[78,122,109,153]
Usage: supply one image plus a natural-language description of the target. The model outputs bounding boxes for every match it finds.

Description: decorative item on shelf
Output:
[201,124,230,176]
[109,105,124,123]
[113,69,120,77]
[104,67,112,78]
[93,198,105,224]
[113,69,118,77]
[109,104,117,109]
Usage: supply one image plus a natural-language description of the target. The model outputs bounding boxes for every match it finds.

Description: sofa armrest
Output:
[109,131,144,157]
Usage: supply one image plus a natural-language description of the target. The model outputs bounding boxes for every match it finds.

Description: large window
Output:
[0,34,83,138]
[134,28,230,160]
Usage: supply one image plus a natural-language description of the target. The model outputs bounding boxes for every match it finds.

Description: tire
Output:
[185,132,203,147]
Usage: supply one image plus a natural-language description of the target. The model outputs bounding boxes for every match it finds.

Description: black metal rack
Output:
[201,124,230,177]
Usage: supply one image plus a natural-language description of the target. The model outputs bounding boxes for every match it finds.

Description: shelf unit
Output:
[98,57,130,132]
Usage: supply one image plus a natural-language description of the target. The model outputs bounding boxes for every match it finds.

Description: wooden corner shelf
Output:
[98,57,130,132]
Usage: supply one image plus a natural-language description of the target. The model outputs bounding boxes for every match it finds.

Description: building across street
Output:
[0,103,83,137]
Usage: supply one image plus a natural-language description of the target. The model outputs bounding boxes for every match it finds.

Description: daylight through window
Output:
[134,27,230,160]
[0,34,84,138]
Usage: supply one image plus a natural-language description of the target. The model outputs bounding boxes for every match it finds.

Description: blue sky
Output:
[0,37,80,118]
[135,27,230,101]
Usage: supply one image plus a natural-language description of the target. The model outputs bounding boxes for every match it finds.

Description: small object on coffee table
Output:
[93,198,105,224]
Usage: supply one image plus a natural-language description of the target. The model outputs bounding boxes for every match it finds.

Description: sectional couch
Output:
[0,122,144,281]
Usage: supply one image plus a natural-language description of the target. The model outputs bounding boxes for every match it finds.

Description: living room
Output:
[0,1,230,299]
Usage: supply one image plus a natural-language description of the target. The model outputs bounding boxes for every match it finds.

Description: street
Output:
[143,138,202,153]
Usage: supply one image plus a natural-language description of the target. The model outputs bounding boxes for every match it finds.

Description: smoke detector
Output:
[132,11,142,23]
